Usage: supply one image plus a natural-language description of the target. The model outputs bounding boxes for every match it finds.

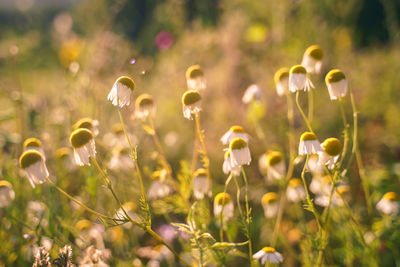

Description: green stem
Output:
[220,173,233,241]
[308,89,313,123]
[296,91,313,132]
[241,168,253,267]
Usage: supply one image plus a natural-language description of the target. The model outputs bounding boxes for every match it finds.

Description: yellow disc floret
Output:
[261,192,278,206]
[116,76,135,91]
[305,45,323,60]
[322,138,342,156]
[325,69,345,84]
[23,138,42,148]
[230,138,248,151]
[262,246,276,253]
[383,192,398,201]
[300,132,317,141]
[70,128,93,148]
[73,118,95,131]
[230,125,245,133]
[290,65,307,75]
[214,192,231,206]
[186,65,204,79]
[19,150,43,169]
[274,68,289,84]
[266,151,283,166]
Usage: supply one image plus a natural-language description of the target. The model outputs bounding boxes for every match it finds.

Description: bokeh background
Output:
[1,0,400,266]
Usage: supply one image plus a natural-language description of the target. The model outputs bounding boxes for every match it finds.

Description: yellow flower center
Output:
[23,137,42,148]
[112,123,124,135]
[136,93,154,108]
[186,65,204,79]
[322,138,342,156]
[116,76,135,91]
[383,192,398,201]
[75,219,92,231]
[70,128,93,148]
[274,68,289,84]
[73,118,95,131]
[182,90,201,106]
[230,138,248,151]
[56,147,70,159]
[0,180,12,189]
[289,178,302,187]
[261,192,278,206]
[262,246,276,253]
[214,192,231,206]
[300,132,317,141]
[230,125,245,133]
[290,65,307,74]
[325,69,345,84]
[305,45,323,60]
[19,150,43,169]
[266,151,282,166]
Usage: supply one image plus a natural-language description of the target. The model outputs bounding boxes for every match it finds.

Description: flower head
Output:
[302,45,323,74]
[221,125,249,145]
[229,138,251,167]
[181,90,202,120]
[299,132,322,155]
[70,128,96,166]
[107,147,134,170]
[135,93,155,119]
[261,192,279,218]
[186,65,206,91]
[253,246,283,264]
[108,76,135,107]
[214,192,234,220]
[289,65,314,92]
[376,192,399,215]
[264,151,286,180]
[192,168,211,199]
[325,69,348,100]
[19,150,49,188]
[274,68,290,96]
[286,178,306,202]
[73,118,99,136]
[223,150,241,176]
[23,137,45,158]
[0,180,15,208]
[318,138,342,169]
[148,172,173,200]
[242,84,262,104]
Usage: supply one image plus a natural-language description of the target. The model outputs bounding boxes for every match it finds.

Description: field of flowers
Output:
[1,0,400,266]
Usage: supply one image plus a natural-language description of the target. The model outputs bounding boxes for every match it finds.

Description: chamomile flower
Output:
[108,76,135,107]
[186,65,206,91]
[192,168,211,199]
[261,192,279,218]
[325,69,348,100]
[19,150,49,188]
[286,178,306,202]
[107,147,134,171]
[376,192,399,215]
[213,192,234,221]
[70,128,96,166]
[253,246,283,264]
[274,68,290,96]
[301,45,323,74]
[73,118,99,137]
[148,170,173,200]
[181,90,202,120]
[135,93,156,120]
[0,180,15,208]
[319,138,342,169]
[242,84,262,104]
[223,150,241,176]
[23,138,45,158]
[221,125,249,145]
[289,65,314,92]
[264,151,286,180]
[229,138,251,167]
[299,132,322,155]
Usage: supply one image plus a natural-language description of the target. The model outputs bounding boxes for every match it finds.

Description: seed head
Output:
[135,93,154,108]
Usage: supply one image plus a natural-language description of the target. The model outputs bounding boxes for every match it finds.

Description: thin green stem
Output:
[220,173,233,241]
[295,91,313,132]
[241,168,253,267]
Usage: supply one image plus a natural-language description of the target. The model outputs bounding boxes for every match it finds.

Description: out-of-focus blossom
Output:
[274,68,290,96]
[0,180,15,208]
[261,192,279,218]
[325,69,348,100]
[223,150,241,176]
[155,31,174,50]
[221,125,249,145]
[229,138,251,167]
[286,178,306,202]
[301,45,323,74]
[253,246,283,264]
[376,192,399,215]
[70,128,96,166]
[214,192,234,222]
[19,150,49,188]
[181,90,201,120]
[108,76,135,108]
[242,84,262,104]
[186,65,206,91]
[192,168,211,199]
[289,65,314,92]
[135,93,156,120]
[73,118,99,137]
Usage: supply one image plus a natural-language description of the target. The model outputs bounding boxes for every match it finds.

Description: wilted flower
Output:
[70,128,96,166]
[223,150,241,176]
[107,147,134,171]
[192,168,211,199]
[19,150,49,188]
[318,138,342,169]
[0,180,15,208]
[253,246,283,264]
[135,93,156,119]
[274,68,290,96]
[229,138,251,167]
[242,84,262,104]
[185,65,206,91]
[286,178,306,202]
[181,90,201,120]
[262,151,286,180]
[325,69,348,100]
[221,125,249,145]
[108,76,135,107]
[289,65,314,92]
[261,192,279,218]
[376,192,399,215]
[73,117,99,137]
[301,45,323,74]
[299,132,322,155]
[214,192,234,221]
